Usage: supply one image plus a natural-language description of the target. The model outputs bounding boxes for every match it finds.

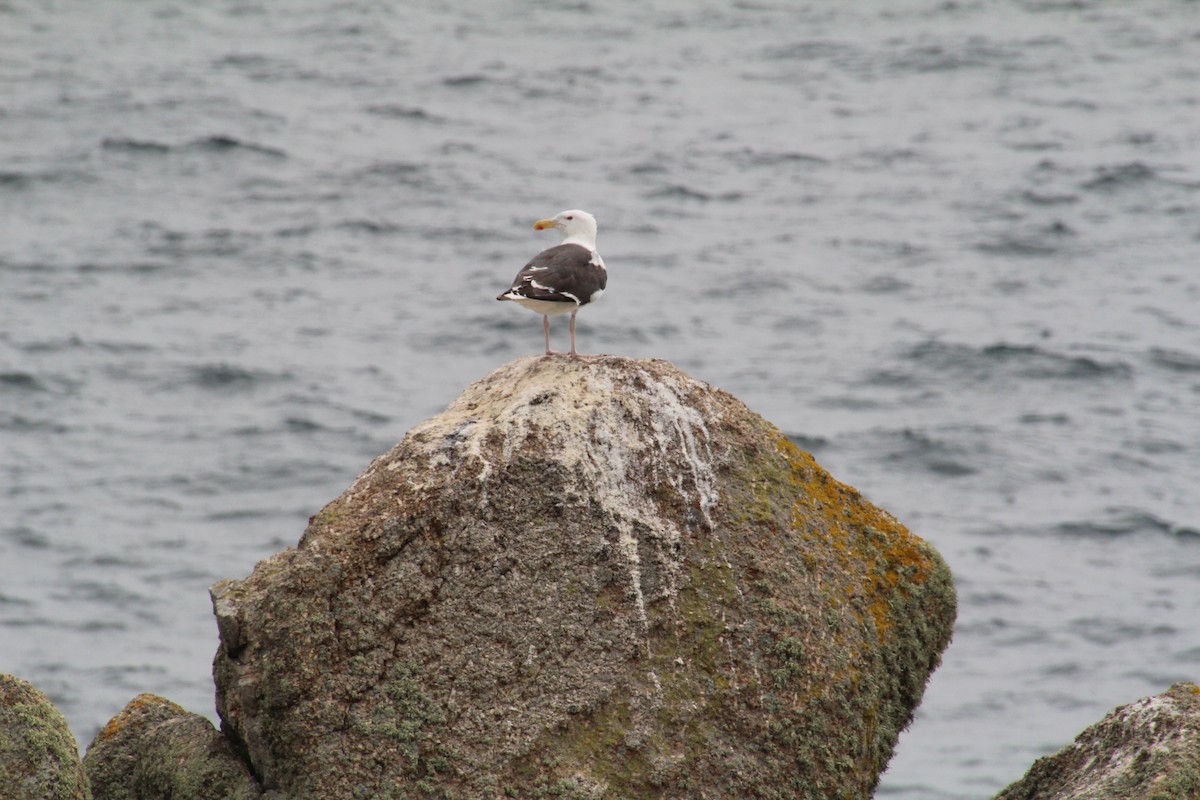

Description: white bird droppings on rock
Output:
[395,355,723,640]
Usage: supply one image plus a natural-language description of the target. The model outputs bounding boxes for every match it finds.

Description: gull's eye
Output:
[566,215,574,220]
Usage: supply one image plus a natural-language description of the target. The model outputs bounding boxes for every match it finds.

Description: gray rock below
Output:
[995,681,1200,800]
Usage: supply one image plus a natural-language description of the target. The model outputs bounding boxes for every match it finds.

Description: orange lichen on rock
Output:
[94,693,181,743]
[780,435,942,639]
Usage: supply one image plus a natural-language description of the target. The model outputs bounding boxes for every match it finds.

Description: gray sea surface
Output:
[2,1,1199,796]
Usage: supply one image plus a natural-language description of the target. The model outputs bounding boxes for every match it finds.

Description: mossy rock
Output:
[0,674,90,800]
[213,355,956,799]
[82,693,260,800]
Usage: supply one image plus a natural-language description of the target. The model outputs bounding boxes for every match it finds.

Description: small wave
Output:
[841,237,931,265]
[813,393,888,411]
[1018,189,1079,206]
[75,262,168,275]
[204,508,278,522]
[101,135,287,158]
[420,224,498,241]
[335,219,405,235]
[888,39,1015,74]
[859,274,911,294]
[737,149,829,168]
[216,53,276,69]
[0,167,93,189]
[101,137,172,154]
[1148,346,1200,373]
[975,235,1059,258]
[993,278,1027,295]
[906,340,1132,381]
[146,227,259,258]
[976,222,1075,258]
[187,363,290,391]
[365,104,442,121]
[15,331,145,357]
[846,147,926,169]
[5,525,51,549]
[859,367,919,388]
[0,371,45,392]
[17,334,85,354]
[552,1,595,12]
[966,591,1019,607]
[1025,157,1073,182]
[91,339,155,354]
[0,170,31,189]
[1134,437,1184,455]
[63,553,147,570]
[69,579,149,607]
[984,343,1129,379]
[871,427,984,478]
[1021,1,1098,13]
[1053,507,1194,539]
[627,161,669,176]
[646,184,743,202]
[349,407,392,425]
[213,52,324,84]
[714,271,790,297]
[1081,161,1158,192]
[1068,616,1176,646]
[1025,96,1099,112]
[1,415,70,434]
[284,416,324,432]
[1007,137,1067,152]
[443,74,489,87]
[274,224,317,238]
[188,135,287,158]
[763,40,847,61]
[1019,412,1070,425]
[1176,646,1200,664]
[354,160,428,186]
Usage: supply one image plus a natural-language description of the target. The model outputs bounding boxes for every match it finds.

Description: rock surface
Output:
[82,693,261,800]
[995,681,1200,800]
[0,674,90,800]
[212,355,956,799]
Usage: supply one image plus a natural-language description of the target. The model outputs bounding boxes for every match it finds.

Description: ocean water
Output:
[2,1,1198,796]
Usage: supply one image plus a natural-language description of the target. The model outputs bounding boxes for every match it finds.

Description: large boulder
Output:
[996,682,1200,800]
[212,355,955,799]
[0,674,90,800]
[82,693,261,800]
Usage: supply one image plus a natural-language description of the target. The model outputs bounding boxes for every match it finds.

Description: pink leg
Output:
[543,315,551,355]
[568,311,578,357]
[566,311,598,358]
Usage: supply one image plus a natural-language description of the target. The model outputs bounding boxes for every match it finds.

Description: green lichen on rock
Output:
[212,355,956,799]
[0,674,90,800]
[82,693,260,800]
[995,682,1200,800]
